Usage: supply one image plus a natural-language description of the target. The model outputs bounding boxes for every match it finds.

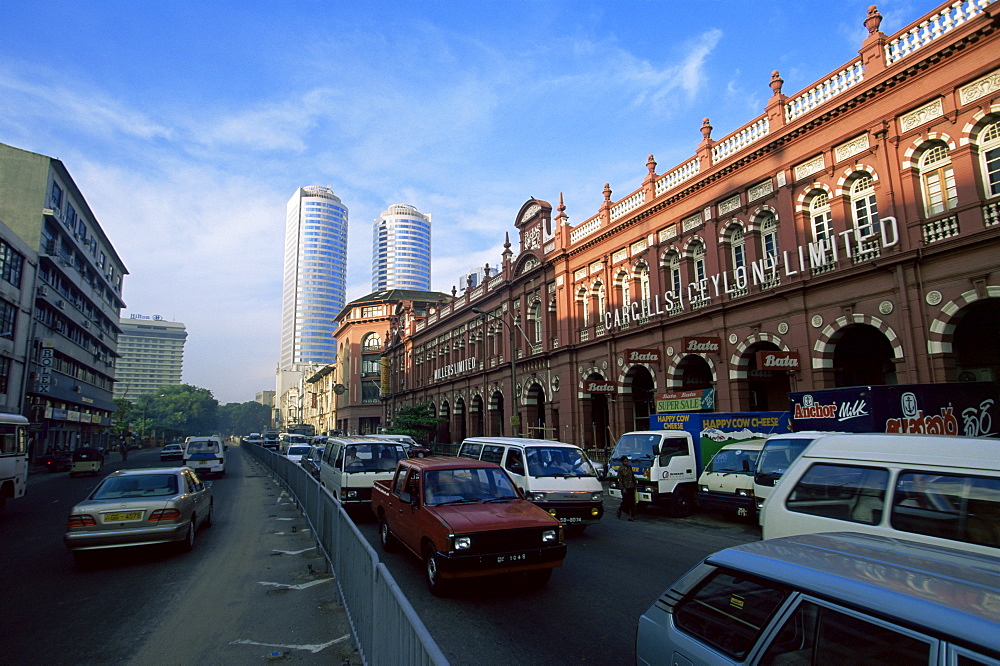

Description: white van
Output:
[279,433,310,454]
[183,436,226,478]
[695,440,764,519]
[752,431,835,514]
[319,437,408,508]
[760,432,1000,556]
[457,437,604,533]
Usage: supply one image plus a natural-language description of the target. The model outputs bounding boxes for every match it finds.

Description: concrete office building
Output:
[277,186,348,427]
[113,316,187,401]
[372,204,432,291]
[0,142,128,453]
[378,2,1000,451]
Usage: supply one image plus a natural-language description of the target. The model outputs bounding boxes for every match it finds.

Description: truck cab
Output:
[608,431,698,517]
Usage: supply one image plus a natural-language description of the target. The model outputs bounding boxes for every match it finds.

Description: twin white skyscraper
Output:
[279,187,431,374]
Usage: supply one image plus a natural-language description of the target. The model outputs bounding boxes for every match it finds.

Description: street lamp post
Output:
[472,307,520,437]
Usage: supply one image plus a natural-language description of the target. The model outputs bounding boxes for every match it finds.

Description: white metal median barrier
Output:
[243,444,448,666]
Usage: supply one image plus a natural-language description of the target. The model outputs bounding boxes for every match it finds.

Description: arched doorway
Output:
[490,390,505,436]
[677,355,713,389]
[523,381,547,439]
[437,400,451,445]
[582,372,611,452]
[471,394,485,436]
[744,341,792,410]
[953,299,1000,384]
[833,324,897,386]
[624,365,655,431]
[454,397,467,443]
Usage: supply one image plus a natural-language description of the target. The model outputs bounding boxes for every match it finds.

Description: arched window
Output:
[636,262,651,304]
[729,225,746,272]
[850,174,880,239]
[919,142,957,215]
[617,269,631,309]
[594,281,607,320]
[362,332,382,351]
[665,251,682,294]
[809,191,832,242]
[978,121,1000,198]
[528,300,542,344]
[690,242,706,284]
[577,287,590,327]
[759,213,779,262]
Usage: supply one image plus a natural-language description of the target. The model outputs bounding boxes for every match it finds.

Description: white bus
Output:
[0,413,29,511]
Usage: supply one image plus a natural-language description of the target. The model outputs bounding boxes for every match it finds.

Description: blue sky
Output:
[0,0,926,404]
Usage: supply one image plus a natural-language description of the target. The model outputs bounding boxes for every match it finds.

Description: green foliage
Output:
[387,403,442,444]
[134,385,219,438]
[217,401,271,436]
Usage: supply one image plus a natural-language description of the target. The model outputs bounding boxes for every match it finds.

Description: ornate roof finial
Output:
[701,117,713,141]
[555,192,568,224]
[451,285,457,297]
[484,262,491,277]
[770,70,784,96]
[503,233,512,261]
[646,154,657,175]
[603,183,612,202]
[865,5,883,34]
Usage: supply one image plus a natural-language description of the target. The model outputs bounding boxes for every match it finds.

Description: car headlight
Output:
[541,529,558,543]
[699,485,709,492]
[591,492,603,502]
[344,489,358,499]
[454,536,471,550]
[737,488,753,497]
[527,492,546,501]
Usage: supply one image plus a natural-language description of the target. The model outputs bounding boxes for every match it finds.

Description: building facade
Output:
[277,186,348,426]
[379,1,1000,451]
[0,142,128,455]
[113,315,187,401]
[330,289,449,435]
[0,220,38,419]
[372,204,432,291]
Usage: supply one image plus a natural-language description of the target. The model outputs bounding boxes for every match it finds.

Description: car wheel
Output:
[670,487,694,518]
[203,501,214,528]
[179,519,196,552]
[378,516,398,553]
[525,568,552,587]
[424,545,450,596]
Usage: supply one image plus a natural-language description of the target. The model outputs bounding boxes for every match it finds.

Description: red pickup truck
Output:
[371,456,567,595]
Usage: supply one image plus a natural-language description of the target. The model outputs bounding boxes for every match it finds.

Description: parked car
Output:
[64,467,213,566]
[301,445,325,480]
[69,447,104,477]
[160,443,184,462]
[636,531,1000,664]
[38,450,73,472]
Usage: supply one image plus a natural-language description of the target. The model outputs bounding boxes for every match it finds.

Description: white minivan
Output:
[183,436,226,478]
[752,431,836,515]
[319,437,408,509]
[457,437,604,533]
[696,440,764,520]
[760,432,1000,556]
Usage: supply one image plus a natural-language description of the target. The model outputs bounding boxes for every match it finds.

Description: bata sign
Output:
[756,351,801,370]
[626,348,661,363]
[602,217,899,333]
[584,379,617,393]
[683,337,721,353]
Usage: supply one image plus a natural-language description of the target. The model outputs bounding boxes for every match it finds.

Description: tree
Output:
[134,385,219,440]
[387,403,442,444]
[218,401,271,437]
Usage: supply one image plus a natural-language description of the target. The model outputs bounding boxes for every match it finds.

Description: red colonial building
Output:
[371,1,1000,450]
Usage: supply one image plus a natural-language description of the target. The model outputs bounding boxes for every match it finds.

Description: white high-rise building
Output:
[113,316,187,401]
[280,186,348,370]
[371,204,431,291]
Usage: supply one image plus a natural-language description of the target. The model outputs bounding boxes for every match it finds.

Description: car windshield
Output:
[610,434,662,461]
[345,443,406,472]
[423,467,520,505]
[94,474,179,499]
[525,446,597,477]
[187,441,220,454]
[756,438,813,477]
[706,448,760,473]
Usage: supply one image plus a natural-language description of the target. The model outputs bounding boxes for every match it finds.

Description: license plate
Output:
[199,461,212,466]
[562,517,582,523]
[104,511,143,522]
[496,553,527,564]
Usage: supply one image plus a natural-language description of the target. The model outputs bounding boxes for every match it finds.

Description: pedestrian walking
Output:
[120,442,129,463]
[616,455,637,521]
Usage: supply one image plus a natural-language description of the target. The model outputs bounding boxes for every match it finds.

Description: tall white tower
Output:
[280,186,348,371]
[372,204,431,291]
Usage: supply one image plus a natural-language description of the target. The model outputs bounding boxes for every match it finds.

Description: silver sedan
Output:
[64,467,213,566]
